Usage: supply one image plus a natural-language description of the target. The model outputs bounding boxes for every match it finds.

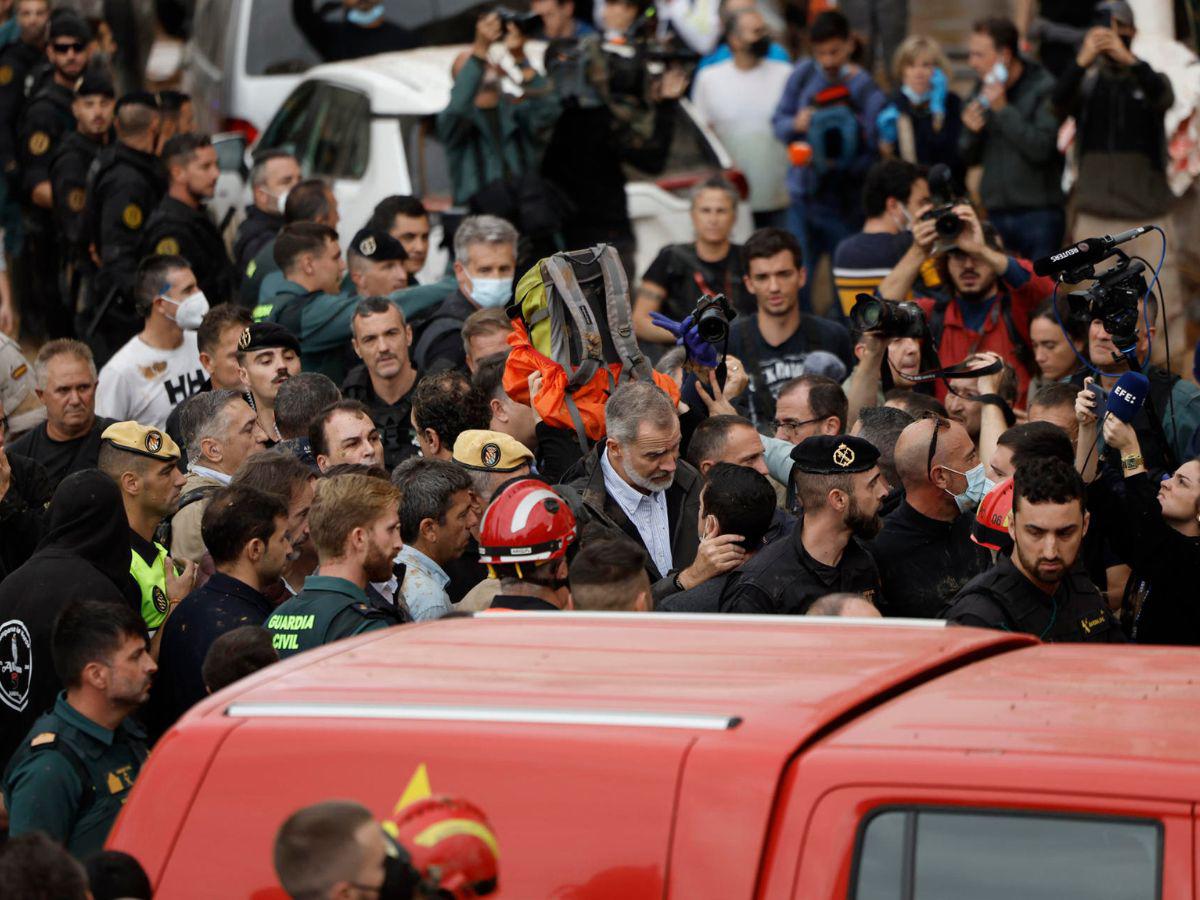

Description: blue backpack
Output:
[808,104,860,174]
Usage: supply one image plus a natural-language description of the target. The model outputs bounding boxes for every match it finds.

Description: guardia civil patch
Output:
[67,187,85,212]
[28,132,49,156]
[0,66,13,86]
[122,204,143,229]
[155,237,180,255]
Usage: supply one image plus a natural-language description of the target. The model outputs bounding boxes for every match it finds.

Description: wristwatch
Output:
[1121,453,1144,471]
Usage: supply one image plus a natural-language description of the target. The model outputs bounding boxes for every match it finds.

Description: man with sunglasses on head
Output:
[869,414,992,618]
[877,201,1055,410]
[13,13,91,339]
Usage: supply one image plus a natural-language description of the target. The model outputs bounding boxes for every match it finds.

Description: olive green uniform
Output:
[265,575,394,658]
[3,692,148,858]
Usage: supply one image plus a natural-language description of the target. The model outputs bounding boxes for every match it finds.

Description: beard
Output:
[845,494,882,539]
[626,466,674,493]
[1014,541,1067,587]
[364,536,396,583]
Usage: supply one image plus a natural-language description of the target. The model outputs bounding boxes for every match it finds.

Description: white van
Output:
[251,45,753,280]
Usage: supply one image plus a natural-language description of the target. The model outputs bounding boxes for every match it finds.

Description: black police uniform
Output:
[941,556,1126,642]
[233,204,283,272]
[14,78,75,337]
[139,195,237,304]
[720,435,885,615]
[84,141,167,362]
[0,40,46,181]
[51,130,106,291]
[3,692,148,859]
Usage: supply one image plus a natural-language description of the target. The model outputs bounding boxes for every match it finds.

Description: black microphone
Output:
[1032,225,1153,277]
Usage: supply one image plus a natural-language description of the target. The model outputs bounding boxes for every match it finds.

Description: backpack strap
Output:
[541,253,604,391]
[595,244,652,384]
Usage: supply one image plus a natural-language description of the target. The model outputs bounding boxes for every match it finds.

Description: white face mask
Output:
[468,274,512,309]
[163,290,209,330]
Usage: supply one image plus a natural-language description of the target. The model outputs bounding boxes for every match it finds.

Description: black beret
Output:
[76,70,115,99]
[237,322,300,356]
[790,434,880,475]
[349,228,406,262]
[50,14,92,43]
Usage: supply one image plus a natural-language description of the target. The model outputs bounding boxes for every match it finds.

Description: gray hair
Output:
[391,457,474,544]
[605,382,677,446]
[654,346,687,377]
[249,149,296,190]
[275,373,341,440]
[34,338,96,387]
[453,214,518,264]
[690,174,740,210]
[183,389,245,464]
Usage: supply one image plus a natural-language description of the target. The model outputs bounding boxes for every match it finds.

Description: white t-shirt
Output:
[96,332,205,427]
[693,58,793,212]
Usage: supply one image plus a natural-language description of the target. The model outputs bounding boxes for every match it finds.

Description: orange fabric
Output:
[501,321,681,441]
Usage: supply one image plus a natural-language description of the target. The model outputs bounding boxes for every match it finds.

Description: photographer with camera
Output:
[1072,292,1200,479]
[877,202,1054,408]
[1051,0,1183,372]
[438,13,562,216]
[541,1,689,276]
[842,307,937,426]
[960,16,1064,261]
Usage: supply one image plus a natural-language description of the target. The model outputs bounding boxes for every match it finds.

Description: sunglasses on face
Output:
[52,41,85,54]
[923,411,949,478]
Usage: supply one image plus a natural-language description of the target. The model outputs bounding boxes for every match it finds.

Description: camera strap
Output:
[905,358,1002,384]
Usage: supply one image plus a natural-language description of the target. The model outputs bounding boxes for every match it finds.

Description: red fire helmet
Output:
[390,796,500,898]
[971,476,1014,552]
[478,479,576,565]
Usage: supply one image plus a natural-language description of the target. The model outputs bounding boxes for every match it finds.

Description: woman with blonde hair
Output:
[876,34,964,181]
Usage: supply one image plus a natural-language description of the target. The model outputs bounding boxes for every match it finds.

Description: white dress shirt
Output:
[600,448,672,577]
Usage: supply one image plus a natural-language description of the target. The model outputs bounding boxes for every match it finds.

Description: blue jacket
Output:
[771,60,886,204]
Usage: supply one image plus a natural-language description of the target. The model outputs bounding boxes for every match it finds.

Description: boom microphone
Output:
[1106,371,1150,424]
[1033,226,1153,277]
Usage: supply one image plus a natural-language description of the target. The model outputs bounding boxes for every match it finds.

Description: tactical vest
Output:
[963,566,1120,642]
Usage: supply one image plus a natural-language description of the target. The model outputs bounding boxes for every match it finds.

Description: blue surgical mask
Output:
[346,3,384,26]
[470,276,512,309]
[901,84,930,105]
[942,463,995,513]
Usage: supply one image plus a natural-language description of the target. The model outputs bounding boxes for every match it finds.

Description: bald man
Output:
[806,592,883,617]
[868,416,991,618]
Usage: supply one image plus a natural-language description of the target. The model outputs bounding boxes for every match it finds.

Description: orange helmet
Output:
[390,797,499,898]
[478,479,576,565]
[972,476,1014,553]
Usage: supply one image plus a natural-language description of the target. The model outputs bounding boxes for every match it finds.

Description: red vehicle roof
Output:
[108,615,1032,898]
[822,643,1200,800]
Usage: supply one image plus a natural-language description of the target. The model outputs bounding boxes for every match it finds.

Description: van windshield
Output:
[244,0,501,76]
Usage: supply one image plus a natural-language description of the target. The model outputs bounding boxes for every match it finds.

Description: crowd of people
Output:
[0,0,1197,895]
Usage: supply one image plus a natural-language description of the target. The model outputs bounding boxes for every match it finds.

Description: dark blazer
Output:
[561,445,702,603]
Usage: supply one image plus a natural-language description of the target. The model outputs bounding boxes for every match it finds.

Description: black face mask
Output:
[748,36,771,59]
[1119,32,1134,50]
[377,834,421,899]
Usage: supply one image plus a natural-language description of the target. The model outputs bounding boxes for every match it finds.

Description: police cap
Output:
[237,322,300,356]
[75,71,115,99]
[349,228,407,262]
[790,434,880,475]
[50,13,92,43]
[101,421,181,461]
[453,430,533,473]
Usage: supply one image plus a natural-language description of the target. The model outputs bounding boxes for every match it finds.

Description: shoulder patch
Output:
[245,260,256,278]
[155,237,180,256]
[28,131,49,156]
[122,203,143,230]
[11,363,26,380]
[0,65,12,86]
[67,187,85,212]
[30,732,56,747]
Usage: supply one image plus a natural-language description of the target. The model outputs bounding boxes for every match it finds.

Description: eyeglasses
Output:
[771,416,823,434]
[923,412,949,478]
[52,41,85,54]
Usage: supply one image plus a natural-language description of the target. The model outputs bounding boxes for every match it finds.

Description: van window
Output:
[399,115,452,208]
[258,82,370,180]
[852,808,1161,900]
[193,0,233,65]
[245,0,322,76]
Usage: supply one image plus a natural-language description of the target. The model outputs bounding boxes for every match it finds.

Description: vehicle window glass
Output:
[853,809,1161,900]
[258,82,370,180]
[399,115,452,207]
[213,135,246,173]
[624,101,720,183]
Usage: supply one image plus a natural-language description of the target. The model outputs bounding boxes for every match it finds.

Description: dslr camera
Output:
[849,294,927,339]
[1066,256,1147,350]
[494,6,541,32]
[920,163,966,248]
[694,293,736,343]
